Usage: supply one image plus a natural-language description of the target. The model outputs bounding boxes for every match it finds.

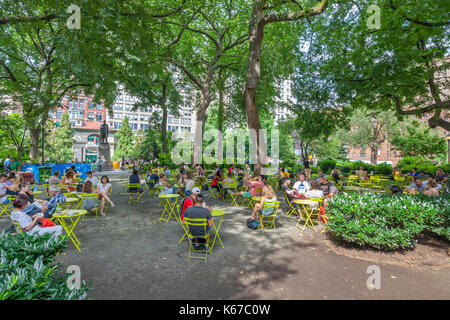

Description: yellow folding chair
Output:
[225,183,239,206]
[79,193,99,220]
[283,192,298,217]
[1,195,15,217]
[258,201,280,232]
[184,217,211,262]
[121,183,142,205]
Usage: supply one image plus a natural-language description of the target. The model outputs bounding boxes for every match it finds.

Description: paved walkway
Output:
[1,171,449,299]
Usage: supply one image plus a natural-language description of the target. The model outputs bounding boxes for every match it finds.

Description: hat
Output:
[192,187,201,194]
[322,175,329,180]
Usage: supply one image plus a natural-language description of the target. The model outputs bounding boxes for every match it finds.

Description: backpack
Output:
[247,218,260,230]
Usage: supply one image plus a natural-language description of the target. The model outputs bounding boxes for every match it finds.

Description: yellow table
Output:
[294,199,318,232]
[53,209,87,252]
[64,197,80,209]
[158,194,180,223]
[210,209,225,252]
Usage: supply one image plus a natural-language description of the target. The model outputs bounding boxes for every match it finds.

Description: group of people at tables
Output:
[1,167,118,238]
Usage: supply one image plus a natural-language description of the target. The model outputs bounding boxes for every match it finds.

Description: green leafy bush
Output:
[373,163,393,175]
[0,233,89,300]
[319,159,336,174]
[326,193,450,251]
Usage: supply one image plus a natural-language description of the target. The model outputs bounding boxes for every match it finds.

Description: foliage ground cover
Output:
[326,193,450,251]
[0,233,89,300]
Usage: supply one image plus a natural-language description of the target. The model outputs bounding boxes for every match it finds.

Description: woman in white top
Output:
[96,175,115,216]
[158,173,174,195]
[11,196,62,236]
[184,172,195,194]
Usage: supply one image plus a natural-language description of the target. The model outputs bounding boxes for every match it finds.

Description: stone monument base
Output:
[99,143,113,171]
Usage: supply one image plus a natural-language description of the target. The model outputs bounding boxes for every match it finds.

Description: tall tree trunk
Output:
[160,77,169,154]
[243,2,265,175]
[29,128,40,162]
[217,69,225,164]
[370,146,378,165]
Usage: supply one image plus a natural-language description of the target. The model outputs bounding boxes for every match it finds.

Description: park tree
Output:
[336,108,398,165]
[390,119,446,159]
[46,112,74,162]
[293,0,450,133]
[113,117,134,161]
[242,0,330,174]
[0,113,28,161]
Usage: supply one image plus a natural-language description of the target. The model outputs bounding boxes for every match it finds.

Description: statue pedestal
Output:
[99,143,113,171]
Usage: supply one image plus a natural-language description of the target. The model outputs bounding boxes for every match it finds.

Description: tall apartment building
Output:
[107,87,197,137]
[274,79,296,124]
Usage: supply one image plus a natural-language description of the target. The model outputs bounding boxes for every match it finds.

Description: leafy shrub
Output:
[319,159,336,174]
[0,233,89,300]
[326,193,450,251]
[373,163,392,175]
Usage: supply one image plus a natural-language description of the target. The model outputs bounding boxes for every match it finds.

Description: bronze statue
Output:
[100,120,109,143]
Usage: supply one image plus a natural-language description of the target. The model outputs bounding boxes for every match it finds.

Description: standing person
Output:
[303,157,311,181]
[97,176,115,216]
[97,156,103,173]
[3,156,12,174]
[10,158,22,172]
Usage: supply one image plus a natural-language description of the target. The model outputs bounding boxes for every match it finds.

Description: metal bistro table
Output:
[294,199,319,232]
[158,194,180,223]
[210,209,225,253]
[53,209,87,252]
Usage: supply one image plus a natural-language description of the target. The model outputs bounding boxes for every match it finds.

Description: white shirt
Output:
[305,189,324,198]
[185,179,194,192]
[293,180,311,194]
[0,182,8,203]
[98,183,111,193]
[11,209,41,234]
[86,176,98,185]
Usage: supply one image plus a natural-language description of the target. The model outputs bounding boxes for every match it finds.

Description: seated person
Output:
[423,181,439,197]
[180,187,212,220]
[293,173,311,195]
[356,166,367,180]
[128,169,144,202]
[435,169,447,184]
[18,183,46,207]
[158,173,174,195]
[48,171,61,188]
[406,178,426,194]
[85,171,98,186]
[211,171,224,199]
[331,169,342,183]
[233,174,264,198]
[410,167,420,177]
[147,170,160,188]
[390,185,403,194]
[360,172,370,181]
[318,175,338,199]
[305,180,325,208]
[184,172,195,196]
[81,181,97,211]
[61,170,76,192]
[423,176,442,191]
[315,171,325,183]
[249,185,277,221]
[97,176,115,216]
[6,177,20,197]
[0,174,9,205]
[40,185,66,218]
[183,194,213,249]
[11,195,62,236]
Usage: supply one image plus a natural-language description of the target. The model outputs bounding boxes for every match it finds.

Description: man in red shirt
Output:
[180,187,212,220]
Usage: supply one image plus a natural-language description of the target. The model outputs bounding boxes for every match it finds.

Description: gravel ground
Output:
[1,170,449,300]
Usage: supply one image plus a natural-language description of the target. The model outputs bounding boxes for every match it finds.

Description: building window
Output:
[96,103,102,110]
[88,101,95,109]
[88,112,94,121]
[96,113,102,121]
[56,110,63,119]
